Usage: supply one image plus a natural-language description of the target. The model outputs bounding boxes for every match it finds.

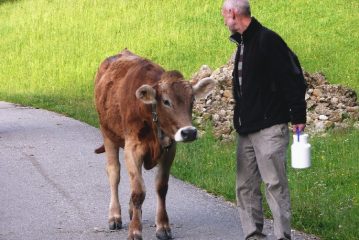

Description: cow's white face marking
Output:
[174,126,197,142]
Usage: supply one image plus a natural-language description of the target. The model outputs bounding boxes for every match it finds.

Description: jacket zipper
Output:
[239,35,244,98]
[230,35,244,127]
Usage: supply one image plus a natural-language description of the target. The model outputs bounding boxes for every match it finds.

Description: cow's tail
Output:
[95,144,105,154]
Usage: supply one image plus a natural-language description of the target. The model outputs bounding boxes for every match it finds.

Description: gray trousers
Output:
[236,124,291,240]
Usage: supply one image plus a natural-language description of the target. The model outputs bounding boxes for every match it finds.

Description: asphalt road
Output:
[0,102,316,240]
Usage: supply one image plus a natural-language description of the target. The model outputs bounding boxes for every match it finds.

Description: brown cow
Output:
[94,49,215,240]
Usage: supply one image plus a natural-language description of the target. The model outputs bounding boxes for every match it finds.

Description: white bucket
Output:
[291,133,311,169]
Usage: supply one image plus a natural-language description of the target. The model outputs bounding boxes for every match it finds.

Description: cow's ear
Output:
[136,85,157,104]
[192,77,216,99]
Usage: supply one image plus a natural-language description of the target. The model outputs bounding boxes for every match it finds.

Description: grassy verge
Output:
[1,0,358,239]
[173,127,359,240]
[288,129,359,239]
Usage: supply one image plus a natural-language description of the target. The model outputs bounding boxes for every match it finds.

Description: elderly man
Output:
[221,0,307,240]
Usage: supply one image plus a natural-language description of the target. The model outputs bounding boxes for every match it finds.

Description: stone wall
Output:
[191,58,359,141]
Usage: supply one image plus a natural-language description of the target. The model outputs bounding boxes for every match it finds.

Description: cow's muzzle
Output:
[174,126,197,142]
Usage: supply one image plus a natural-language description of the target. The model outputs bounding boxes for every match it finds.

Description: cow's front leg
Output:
[155,145,176,240]
[125,143,146,240]
[104,137,122,230]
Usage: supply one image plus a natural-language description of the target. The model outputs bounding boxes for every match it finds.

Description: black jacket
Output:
[230,17,306,134]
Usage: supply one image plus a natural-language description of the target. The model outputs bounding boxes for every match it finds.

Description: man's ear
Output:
[135,85,157,104]
[192,77,216,100]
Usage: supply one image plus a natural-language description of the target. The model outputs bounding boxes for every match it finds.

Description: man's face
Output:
[222,8,237,33]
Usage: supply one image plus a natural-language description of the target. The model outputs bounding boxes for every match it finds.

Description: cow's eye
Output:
[162,99,172,107]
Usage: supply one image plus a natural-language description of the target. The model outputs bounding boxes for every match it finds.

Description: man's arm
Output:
[262,31,307,132]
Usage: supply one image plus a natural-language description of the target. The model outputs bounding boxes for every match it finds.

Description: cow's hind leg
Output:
[125,142,146,240]
[155,145,176,240]
[104,137,122,230]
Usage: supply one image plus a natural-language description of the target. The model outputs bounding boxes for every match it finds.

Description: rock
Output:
[351,112,359,121]
[324,120,335,129]
[307,100,316,110]
[212,114,220,121]
[312,89,322,97]
[195,117,203,125]
[203,113,211,120]
[337,103,346,109]
[329,111,343,122]
[223,90,232,99]
[311,72,328,86]
[315,105,331,116]
[346,106,359,112]
[335,122,350,130]
[330,97,339,105]
[314,121,326,132]
[306,116,313,124]
[319,115,328,120]
[319,97,328,103]
[219,109,226,117]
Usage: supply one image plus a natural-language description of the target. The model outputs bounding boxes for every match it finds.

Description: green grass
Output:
[0,0,231,118]
[1,0,358,239]
[174,127,359,240]
[1,0,358,112]
[288,129,359,239]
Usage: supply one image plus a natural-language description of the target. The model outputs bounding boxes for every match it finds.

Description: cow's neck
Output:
[151,103,173,151]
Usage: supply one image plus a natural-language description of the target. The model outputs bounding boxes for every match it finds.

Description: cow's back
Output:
[95,50,164,141]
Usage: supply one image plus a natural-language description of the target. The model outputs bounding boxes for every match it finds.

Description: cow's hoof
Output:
[127,233,143,240]
[156,228,172,240]
[109,219,122,230]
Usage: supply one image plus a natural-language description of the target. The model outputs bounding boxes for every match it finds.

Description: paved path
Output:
[0,102,315,240]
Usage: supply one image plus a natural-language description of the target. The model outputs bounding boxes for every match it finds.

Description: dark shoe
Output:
[246,233,267,240]
[278,234,291,240]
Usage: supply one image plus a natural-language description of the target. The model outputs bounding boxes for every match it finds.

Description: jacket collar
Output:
[229,17,262,45]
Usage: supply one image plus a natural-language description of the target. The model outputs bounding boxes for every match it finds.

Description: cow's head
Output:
[135,70,215,142]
